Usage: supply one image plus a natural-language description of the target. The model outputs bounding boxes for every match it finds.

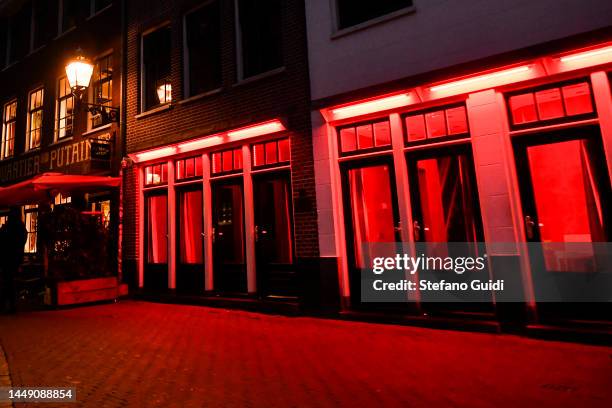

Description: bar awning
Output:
[0,173,120,207]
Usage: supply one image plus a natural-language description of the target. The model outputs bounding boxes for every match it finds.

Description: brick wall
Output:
[123,0,319,261]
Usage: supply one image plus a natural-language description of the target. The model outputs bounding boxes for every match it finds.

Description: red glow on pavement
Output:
[331,93,413,120]
[429,65,532,95]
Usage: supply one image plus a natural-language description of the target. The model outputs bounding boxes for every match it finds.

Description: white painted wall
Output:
[305,0,612,100]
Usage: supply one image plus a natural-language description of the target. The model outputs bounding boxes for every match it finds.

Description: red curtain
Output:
[147,195,168,264]
[180,190,203,264]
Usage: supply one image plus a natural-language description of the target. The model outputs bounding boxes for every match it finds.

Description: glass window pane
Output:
[373,121,391,146]
[509,93,538,125]
[212,152,222,173]
[535,88,564,120]
[234,149,243,169]
[176,159,185,180]
[415,154,479,243]
[526,139,607,272]
[179,190,203,264]
[185,157,195,178]
[278,138,290,162]
[347,165,396,268]
[265,141,278,164]
[194,156,203,176]
[222,150,233,172]
[425,111,446,138]
[405,114,426,142]
[340,127,357,152]
[356,124,373,149]
[253,144,265,167]
[562,83,593,116]
[147,195,168,264]
[445,106,468,135]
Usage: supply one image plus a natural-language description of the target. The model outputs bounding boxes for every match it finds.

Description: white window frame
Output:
[54,76,75,142]
[1,99,17,160]
[26,87,44,151]
[87,49,114,130]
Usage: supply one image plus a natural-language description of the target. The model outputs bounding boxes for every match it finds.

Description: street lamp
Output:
[65,48,119,123]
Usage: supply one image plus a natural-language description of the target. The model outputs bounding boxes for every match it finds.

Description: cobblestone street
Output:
[0,301,611,407]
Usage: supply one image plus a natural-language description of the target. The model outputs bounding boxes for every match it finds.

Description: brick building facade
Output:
[122,0,322,301]
[0,0,122,278]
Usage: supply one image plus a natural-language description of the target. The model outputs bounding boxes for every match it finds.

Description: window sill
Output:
[233,66,286,88]
[331,6,416,40]
[27,45,46,58]
[178,88,223,106]
[83,123,112,137]
[54,26,77,40]
[2,61,20,72]
[49,136,74,146]
[87,4,113,20]
[135,103,172,119]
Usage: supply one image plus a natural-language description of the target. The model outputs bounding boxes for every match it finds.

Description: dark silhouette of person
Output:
[0,207,28,313]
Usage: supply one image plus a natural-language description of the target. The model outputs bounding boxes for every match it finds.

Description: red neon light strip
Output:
[133,119,285,162]
[429,65,531,93]
[226,119,285,139]
[136,146,177,162]
[560,44,612,63]
[331,93,412,120]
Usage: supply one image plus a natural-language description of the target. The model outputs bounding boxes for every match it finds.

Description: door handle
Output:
[255,225,259,243]
[524,215,536,240]
[212,227,216,244]
[413,220,421,242]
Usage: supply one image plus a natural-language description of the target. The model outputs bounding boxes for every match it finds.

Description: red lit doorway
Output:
[341,158,402,306]
[407,145,492,314]
[513,126,612,322]
[144,191,168,290]
[253,171,296,298]
[212,179,246,293]
[176,185,204,294]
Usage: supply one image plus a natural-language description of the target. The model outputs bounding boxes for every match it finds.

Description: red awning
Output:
[0,173,120,207]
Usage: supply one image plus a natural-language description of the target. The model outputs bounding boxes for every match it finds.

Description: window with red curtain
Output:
[526,139,606,272]
[179,190,203,264]
[347,164,396,268]
[147,194,168,264]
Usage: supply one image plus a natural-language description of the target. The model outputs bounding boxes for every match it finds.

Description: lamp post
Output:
[65,48,120,123]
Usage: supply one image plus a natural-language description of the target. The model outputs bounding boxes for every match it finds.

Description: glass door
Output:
[145,192,168,290]
[212,179,246,293]
[341,158,402,305]
[176,186,204,294]
[253,171,295,298]
[407,145,491,310]
[513,126,612,322]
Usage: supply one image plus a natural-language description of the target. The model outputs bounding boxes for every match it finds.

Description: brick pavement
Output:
[0,301,611,407]
[0,342,12,408]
